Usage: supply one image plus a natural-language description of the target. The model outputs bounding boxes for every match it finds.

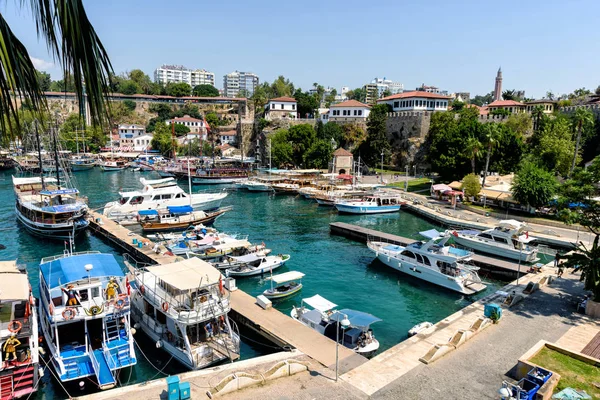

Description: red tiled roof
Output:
[378,90,451,101]
[333,148,353,156]
[218,130,237,136]
[330,99,370,108]
[269,96,297,103]
[480,106,489,115]
[487,100,524,107]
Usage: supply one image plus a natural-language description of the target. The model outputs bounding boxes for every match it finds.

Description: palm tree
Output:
[531,105,545,133]
[563,235,600,300]
[569,107,595,177]
[502,90,516,101]
[1,0,112,136]
[465,135,482,174]
[481,124,501,188]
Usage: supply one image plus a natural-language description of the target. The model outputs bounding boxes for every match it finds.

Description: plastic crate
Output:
[179,382,191,399]
[511,378,540,400]
[166,376,180,400]
[527,367,552,387]
[484,303,502,319]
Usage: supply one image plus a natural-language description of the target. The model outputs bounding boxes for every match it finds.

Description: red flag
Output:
[526,231,529,239]
[219,276,224,294]
[203,118,211,132]
[125,277,131,296]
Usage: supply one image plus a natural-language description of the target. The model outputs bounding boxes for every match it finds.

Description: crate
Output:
[527,367,552,387]
[511,378,539,400]
[166,376,180,400]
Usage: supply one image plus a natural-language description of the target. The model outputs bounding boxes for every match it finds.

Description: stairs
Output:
[91,350,116,389]
[105,318,120,341]
[0,375,13,399]
[64,361,80,379]
[116,347,132,367]
[0,365,35,400]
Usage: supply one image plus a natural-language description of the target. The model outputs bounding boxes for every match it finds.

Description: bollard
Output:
[132,238,137,245]
[138,241,143,248]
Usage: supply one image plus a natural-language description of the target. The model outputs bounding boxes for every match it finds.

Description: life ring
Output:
[162,302,169,312]
[118,293,128,301]
[115,299,126,310]
[8,320,22,333]
[62,308,76,321]
[199,295,208,303]
[140,285,145,294]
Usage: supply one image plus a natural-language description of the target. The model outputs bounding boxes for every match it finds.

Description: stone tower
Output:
[493,67,502,101]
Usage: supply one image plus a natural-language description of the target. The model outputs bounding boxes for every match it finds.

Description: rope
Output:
[133,338,174,380]
[37,353,73,399]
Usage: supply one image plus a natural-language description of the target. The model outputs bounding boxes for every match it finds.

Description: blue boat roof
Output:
[138,209,158,216]
[331,309,382,328]
[40,253,124,288]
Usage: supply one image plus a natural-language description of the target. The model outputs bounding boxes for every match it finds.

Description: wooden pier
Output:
[87,211,364,369]
[330,222,528,278]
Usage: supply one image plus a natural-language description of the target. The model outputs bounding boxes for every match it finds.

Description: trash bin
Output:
[527,367,552,386]
[138,241,143,248]
[484,303,502,319]
[179,381,191,399]
[166,376,180,400]
[511,378,539,400]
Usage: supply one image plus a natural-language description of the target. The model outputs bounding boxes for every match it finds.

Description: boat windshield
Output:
[120,197,130,205]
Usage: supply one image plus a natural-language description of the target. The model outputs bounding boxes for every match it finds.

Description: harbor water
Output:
[0,168,502,398]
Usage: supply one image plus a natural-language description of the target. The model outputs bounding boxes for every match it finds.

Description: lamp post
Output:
[335,314,351,382]
[380,151,384,183]
[413,165,416,178]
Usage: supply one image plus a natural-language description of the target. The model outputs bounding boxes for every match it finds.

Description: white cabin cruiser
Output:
[335,193,404,214]
[102,177,227,220]
[449,219,538,263]
[291,295,380,357]
[224,254,290,277]
[368,230,487,295]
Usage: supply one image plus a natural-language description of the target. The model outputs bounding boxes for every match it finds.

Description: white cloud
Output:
[30,56,54,71]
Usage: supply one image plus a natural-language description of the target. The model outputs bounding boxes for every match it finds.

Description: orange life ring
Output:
[8,320,22,333]
[162,302,169,312]
[62,308,76,320]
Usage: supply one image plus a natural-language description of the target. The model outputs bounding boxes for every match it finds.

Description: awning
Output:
[145,257,221,290]
[432,184,452,192]
[230,254,261,263]
[498,219,524,230]
[420,229,442,240]
[303,294,337,312]
[12,176,57,185]
[168,205,193,214]
[448,181,463,190]
[270,271,304,284]
[138,209,158,216]
[40,188,79,196]
[0,261,29,300]
[330,308,382,328]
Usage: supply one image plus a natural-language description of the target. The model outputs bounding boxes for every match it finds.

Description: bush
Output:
[461,173,481,198]
[122,99,136,112]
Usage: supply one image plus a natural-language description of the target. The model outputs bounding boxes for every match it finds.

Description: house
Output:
[319,108,329,123]
[332,147,353,174]
[378,90,450,112]
[118,124,146,148]
[524,99,557,114]
[264,97,298,120]
[166,115,207,134]
[487,100,526,114]
[328,100,371,122]
[218,130,237,145]
[218,143,239,157]
[133,134,153,152]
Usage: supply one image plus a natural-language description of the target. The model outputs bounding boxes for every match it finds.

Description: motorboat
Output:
[368,229,487,295]
[13,176,89,240]
[100,161,127,171]
[191,239,254,260]
[138,206,230,233]
[0,261,40,398]
[0,152,16,170]
[408,321,433,336]
[449,220,538,263]
[263,271,304,299]
[335,193,404,214]
[244,180,274,192]
[38,251,137,390]
[224,254,290,277]
[126,257,240,370]
[166,235,252,257]
[102,177,227,220]
[209,246,272,269]
[291,295,381,357]
[146,225,218,242]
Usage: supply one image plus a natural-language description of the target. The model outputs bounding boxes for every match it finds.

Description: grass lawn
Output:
[386,178,433,192]
[373,168,407,175]
[529,347,600,398]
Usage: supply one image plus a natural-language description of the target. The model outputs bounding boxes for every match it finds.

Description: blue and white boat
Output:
[368,230,487,295]
[38,251,136,390]
[334,193,404,214]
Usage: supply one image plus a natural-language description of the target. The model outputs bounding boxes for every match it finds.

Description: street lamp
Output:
[380,151,384,183]
[335,314,351,382]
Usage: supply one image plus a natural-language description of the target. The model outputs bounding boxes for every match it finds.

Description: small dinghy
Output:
[263,271,304,299]
[408,321,433,336]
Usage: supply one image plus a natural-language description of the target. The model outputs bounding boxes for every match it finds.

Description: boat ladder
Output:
[105,318,120,341]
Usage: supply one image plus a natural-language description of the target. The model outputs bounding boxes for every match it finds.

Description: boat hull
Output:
[71,163,95,171]
[452,235,538,262]
[192,177,247,185]
[335,204,400,214]
[246,184,272,192]
[15,205,88,240]
[101,166,126,171]
[263,283,302,299]
[140,210,226,233]
[226,256,288,277]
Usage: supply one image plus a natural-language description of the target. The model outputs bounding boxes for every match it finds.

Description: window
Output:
[400,250,416,259]
[354,110,357,116]
[416,254,424,264]
[271,104,275,109]
[422,256,431,266]
[292,104,296,110]
[394,101,399,108]
[493,236,508,244]
[281,104,284,109]
[343,110,347,116]
[358,110,362,116]
[479,233,493,239]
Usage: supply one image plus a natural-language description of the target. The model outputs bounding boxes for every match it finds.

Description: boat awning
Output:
[138,209,159,216]
[12,176,58,185]
[40,253,124,289]
[331,308,382,328]
[432,184,452,192]
[212,240,251,250]
[168,205,193,214]
[145,257,221,290]
[140,177,175,186]
[270,271,304,284]
[303,294,337,312]
[39,188,79,196]
[230,254,261,263]
[498,219,524,230]
[0,261,28,300]
[419,229,442,240]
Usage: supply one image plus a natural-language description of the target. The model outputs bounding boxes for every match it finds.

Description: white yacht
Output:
[102,177,227,220]
[449,220,538,263]
[291,295,380,358]
[126,257,240,370]
[368,230,487,295]
[335,193,404,214]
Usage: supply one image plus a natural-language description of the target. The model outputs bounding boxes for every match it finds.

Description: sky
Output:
[3,0,600,98]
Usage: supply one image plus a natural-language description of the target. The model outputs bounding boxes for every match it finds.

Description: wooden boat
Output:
[0,153,15,170]
[263,271,304,299]
[100,161,127,171]
[139,206,230,233]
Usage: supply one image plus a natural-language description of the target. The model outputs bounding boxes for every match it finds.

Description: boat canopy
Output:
[498,219,524,230]
[419,229,443,240]
[303,294,337,312]
[331,308,382,328]
[0,261,29,300]
[40,253,124,289]
[270,271,304,284]
[39,188,79,196]
[230,254,261,263]
[140,177,175,186]
[168,205,193,214]
[432,184,452,192]
[138,209,159,216]
[145,258,221,290]
[12,176,58,185]
[212,240,251,250]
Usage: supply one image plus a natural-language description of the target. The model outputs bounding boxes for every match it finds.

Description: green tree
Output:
[569,107,595,176]
[461,173,481,198]
[173,124,190,136]
[505,113,532,137]
[531,105,545,133]
[511,160,557,209]
[502,89,518,101]
[49,73,77,93]
[451,100,465,112]
[471,92,494,106]
[270,76,294,97]
[59,113,107,153]
[270,129,293,167]
[251,85,268,110]
[304,140,333,169]
[346,88,365,103]
[354,104,390,167]
[36,71,52,92]
[193,84,219,97]
[465,135,482,174]
[340,123,366,150]
[288,124,316,166]
[119,80,139,95]
[427,111,467,180]
[150,122,177,156]
[318,122,344,145]
[128,69,152,94]
[122,99,136,112]
[489,124,525,175]
[533,115,576,176]
[165,82,191,97]
[294,89,319,118]
[205,113,220,128]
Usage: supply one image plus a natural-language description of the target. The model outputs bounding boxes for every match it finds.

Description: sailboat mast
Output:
[187,142,192,206]
[52,122,61,189]
[269,138,271,178]
[34,121,45,189]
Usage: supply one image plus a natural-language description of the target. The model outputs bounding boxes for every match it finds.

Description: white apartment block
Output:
[378,91,450,112]
[223,71,259,97]
[154,65,215,87]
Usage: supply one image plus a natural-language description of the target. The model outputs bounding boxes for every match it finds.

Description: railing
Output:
[89,344,101,376]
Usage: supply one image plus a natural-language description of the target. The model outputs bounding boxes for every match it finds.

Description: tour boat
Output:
[126,257,240,370]
[263,271,304,299]
[12,176,89,240]
[224,254,290,277]
[0,261,40,399]
[38,251,137,390]
[335,193,404,214]
[192,168,249,185]
[368,229,487,295]
[0,152,15,170]
[449,219,538,262]
[102,177,227,221]
[408,321,434,336]
[100,161,126,171]
[272,182,300,194]
[139,206,230,233]
[291,295,381,357]
[70,155,96,171]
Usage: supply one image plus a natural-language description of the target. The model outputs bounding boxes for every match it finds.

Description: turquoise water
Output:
[0,168,501,398]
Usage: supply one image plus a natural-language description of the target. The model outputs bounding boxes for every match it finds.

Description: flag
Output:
[203,118,211,132]
[526,231,529,239]
[219,276,224,294]
[125,277,131,296]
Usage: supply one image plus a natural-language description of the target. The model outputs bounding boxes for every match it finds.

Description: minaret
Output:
[493,67,502,101]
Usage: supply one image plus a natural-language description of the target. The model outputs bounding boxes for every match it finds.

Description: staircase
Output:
[64,360,80,380]
[0,365,35,400]
[105,318,120,341]
[0,375,13,399]
[116,347,132,367]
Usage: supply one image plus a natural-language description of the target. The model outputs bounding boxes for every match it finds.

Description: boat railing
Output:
[0,315,33,337]
[41,250,101,264]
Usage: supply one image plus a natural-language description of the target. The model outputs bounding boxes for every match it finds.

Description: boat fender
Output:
[62,308,76,321]
[49,303,54,315]
[162,302,169,312]
[156,340,162,349]
[167,332,173,342]
[29,295,35,307]
[8,320,22,333]
[140,285,145,294]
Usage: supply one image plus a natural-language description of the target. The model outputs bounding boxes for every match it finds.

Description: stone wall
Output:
[386,112,432,166]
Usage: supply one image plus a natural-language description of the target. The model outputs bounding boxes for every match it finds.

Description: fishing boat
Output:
[263,271,304,299]
[102,177,227,220]
[335,193,404,214]
[291,295,381,357]
[100,161,126,171]
[192,166,250,185]
[368,229,487,295]
[190,239,254,260]
[224,254,290,277]
[272,182,300,194]
[408,321,433,336]
[209,246,272,269]
[138,206,230,233]
[0,261,40,399]
[126,257,240,370]
[12,177,89,240]
[38,251,137,390]
[449,219,538,262]
[70,155,96,171]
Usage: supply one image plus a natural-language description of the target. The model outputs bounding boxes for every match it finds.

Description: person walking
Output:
[554,252,560,268]
[557,261,564,278]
